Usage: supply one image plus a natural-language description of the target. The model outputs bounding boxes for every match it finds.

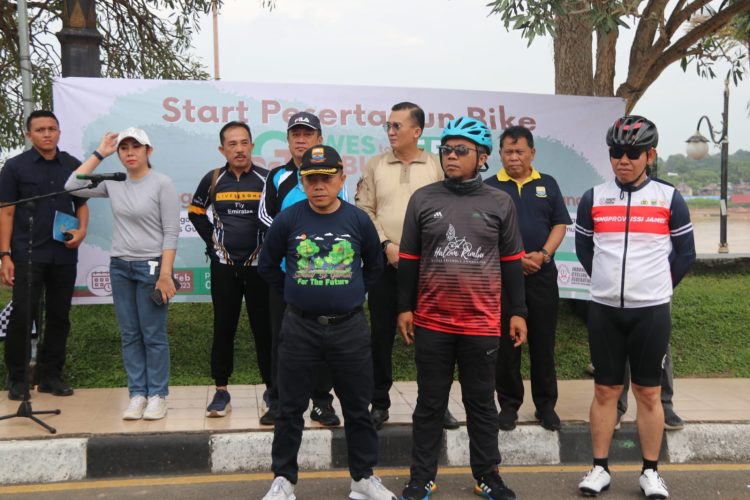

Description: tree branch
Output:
[618,0,750,111]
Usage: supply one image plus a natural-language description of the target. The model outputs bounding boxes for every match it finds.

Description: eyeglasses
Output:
[609,147,645,160]
[438,145,478,157]
[383,122,403,132]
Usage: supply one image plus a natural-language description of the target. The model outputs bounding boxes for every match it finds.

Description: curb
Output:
[1,422,749,485]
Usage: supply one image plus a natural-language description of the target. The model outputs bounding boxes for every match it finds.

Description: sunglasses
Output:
[383,122,404,132]
[438,145,478,157]
[609,147,646,160]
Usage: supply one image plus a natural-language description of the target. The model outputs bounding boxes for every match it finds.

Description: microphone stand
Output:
[0,181,101,434]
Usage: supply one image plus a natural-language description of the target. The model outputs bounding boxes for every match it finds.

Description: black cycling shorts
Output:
[587,301,671,387]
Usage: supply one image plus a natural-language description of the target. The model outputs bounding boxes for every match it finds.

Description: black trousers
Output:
[367,264,398,410]
[496,264,559,412]
[411,328,500,481]
[267,287,334,407]
[5,262,76,382]
[272,309,377,483]
[210,261,271,387]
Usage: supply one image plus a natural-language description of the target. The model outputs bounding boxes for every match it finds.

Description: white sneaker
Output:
[142,395,167,420]
[262,476,296,500]
[639,469,669,499]
[349,475,397,500]
[578,465,611,496]
[122,396,147,420]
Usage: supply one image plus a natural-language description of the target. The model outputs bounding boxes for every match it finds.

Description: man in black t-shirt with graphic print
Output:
[397,117,527,500]
[258,145,394,500]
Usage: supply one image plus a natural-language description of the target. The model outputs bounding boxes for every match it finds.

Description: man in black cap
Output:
[258,145,394,500]
[257,112,347,426]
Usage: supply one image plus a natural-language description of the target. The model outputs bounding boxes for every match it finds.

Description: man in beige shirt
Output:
[355,102,455,431]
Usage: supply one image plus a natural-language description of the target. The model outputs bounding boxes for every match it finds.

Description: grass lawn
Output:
[1,269,748,388]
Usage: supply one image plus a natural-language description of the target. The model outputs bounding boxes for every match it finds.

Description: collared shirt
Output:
[355,150,443,244]
[0,148,85,264]
[485,166,571,263]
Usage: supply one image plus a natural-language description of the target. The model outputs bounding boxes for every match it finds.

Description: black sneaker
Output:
[498,409,518,431]
[206,389,231,417]
[664,410,685,431]
[371,408,389,430]
[260,405,278,426]
[8,381,29,401]
[310,402,341,426]
[37,377,74,396]
[401,479,437,500]
[534,408,561,431]
[443,408,459,430]
[474,471,517,500]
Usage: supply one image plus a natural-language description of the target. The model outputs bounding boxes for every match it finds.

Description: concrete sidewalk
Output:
[1,379,749,485]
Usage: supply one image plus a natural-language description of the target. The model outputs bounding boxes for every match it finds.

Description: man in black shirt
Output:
[0,110,89,400]
[188,121,272,418]
[398,117,527,500]
[258,145,393,500]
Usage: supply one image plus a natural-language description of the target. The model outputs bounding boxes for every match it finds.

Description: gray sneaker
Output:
[349,475,397,500]
[664,411,684,431]
[262,476,296,500]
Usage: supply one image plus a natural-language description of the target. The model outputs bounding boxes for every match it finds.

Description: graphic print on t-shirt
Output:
[293,232,354,286]
[433,224,486,262]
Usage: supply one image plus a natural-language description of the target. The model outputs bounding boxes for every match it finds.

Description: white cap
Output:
[116,127,152,148]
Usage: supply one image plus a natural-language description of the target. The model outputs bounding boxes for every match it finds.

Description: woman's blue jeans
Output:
[110,257,170,397]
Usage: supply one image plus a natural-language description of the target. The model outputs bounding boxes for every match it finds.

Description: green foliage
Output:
[0,0,217,150]
[487,0,750,110]
[659,149,750,191]
[487,0,637,43]
[1,270,748,386]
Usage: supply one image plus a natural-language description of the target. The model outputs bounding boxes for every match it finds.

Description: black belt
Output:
[288,305,362,326]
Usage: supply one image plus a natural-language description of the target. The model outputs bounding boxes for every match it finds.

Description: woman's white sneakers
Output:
[122,396,147,420]
[123,395,167,420]
[143,395,167,420]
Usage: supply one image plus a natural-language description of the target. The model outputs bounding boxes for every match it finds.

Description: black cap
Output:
[299,145,343,176]
[287,112,322,131]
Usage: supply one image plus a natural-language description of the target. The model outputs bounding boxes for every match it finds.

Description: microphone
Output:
[76,172,127,182]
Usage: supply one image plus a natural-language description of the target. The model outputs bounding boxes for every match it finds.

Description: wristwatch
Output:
[540,248,551,264]
[0,251,10,259]
[381,240,392,252]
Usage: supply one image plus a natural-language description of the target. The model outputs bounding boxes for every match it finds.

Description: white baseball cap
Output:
[116,127,152,147]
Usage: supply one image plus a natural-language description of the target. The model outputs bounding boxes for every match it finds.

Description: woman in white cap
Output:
[65,128,180,421]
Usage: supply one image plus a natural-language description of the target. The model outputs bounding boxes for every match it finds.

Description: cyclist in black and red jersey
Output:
[397,117,528,500]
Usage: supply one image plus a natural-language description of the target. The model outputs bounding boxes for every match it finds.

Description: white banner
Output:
[53,77,624,303]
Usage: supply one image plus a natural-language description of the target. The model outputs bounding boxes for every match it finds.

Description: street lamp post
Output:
[685,78,729,254]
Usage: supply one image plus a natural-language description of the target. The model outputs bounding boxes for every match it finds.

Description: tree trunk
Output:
[553,4,594,96]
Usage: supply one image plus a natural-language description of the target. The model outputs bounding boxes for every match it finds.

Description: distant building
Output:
[676,182,693,196]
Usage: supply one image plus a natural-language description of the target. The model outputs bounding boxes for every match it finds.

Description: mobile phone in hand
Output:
[150,277,182,306]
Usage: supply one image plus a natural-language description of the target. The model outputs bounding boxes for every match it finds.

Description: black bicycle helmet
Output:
[606,115,658,149]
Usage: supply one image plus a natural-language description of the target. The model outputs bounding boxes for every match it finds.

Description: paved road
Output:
[1,465,748,499]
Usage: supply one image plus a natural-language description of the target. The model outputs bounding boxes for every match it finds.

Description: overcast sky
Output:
[190,0,750,159]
